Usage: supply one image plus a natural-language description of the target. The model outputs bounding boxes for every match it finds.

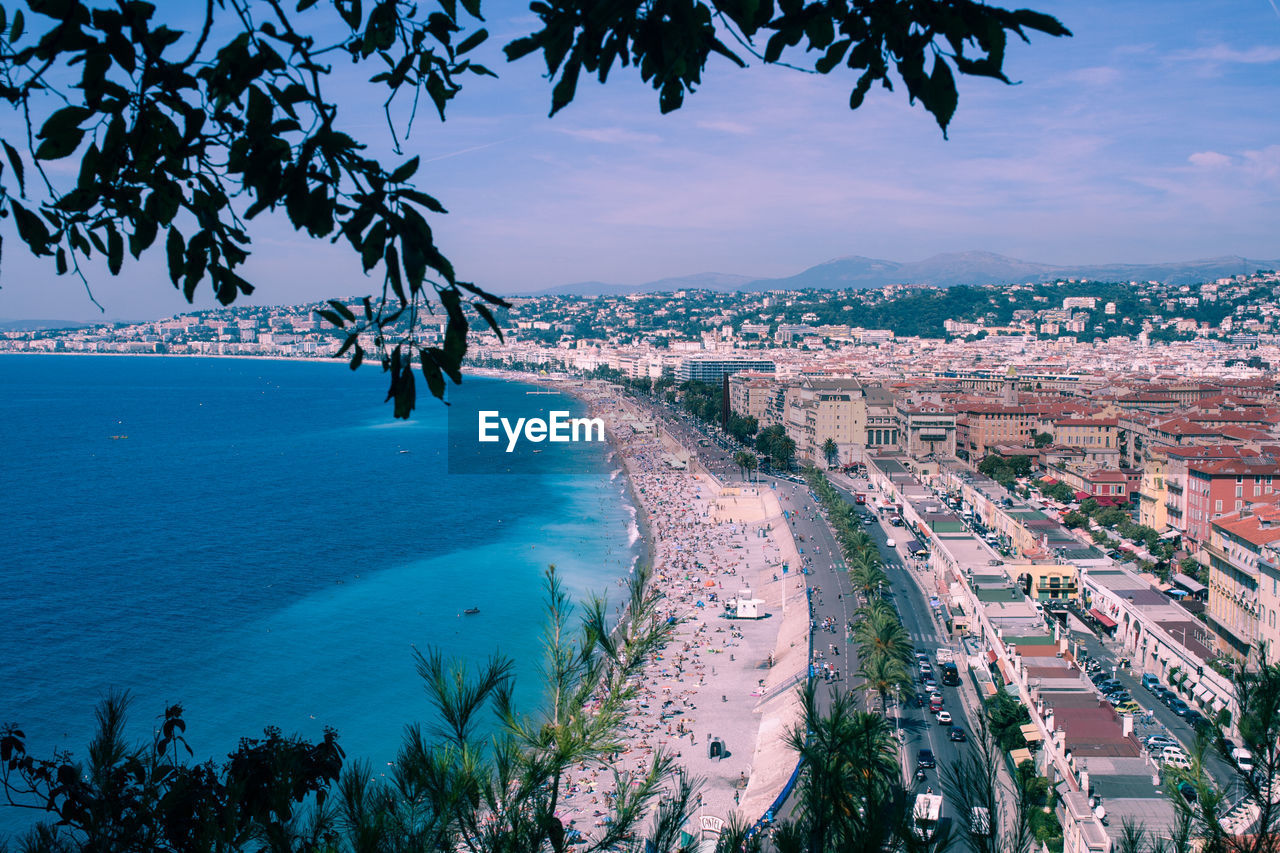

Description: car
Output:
[918,748,936,768]
[1232,747,1255,773]
[1115,701,1143,715]
[929,700,944,714]
[1096,679,1124,694]
[937,711,953,724]
[1162,752,1192,770]
[1107,691,1133,706]
[1146,735,1180,750]
[1166,697,1191,716]
[1178,781,1198,804]
[1141,673,1161,691]
[885,538,897,548]
[923,679,938,692]
[915,651,930,663]
[1151,685,1172,702]
[929,692,944,705]
[1185,711,1213,733]
[950,727,967,742]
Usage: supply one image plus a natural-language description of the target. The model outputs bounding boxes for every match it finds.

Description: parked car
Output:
[937,711,953,724]
[1162,752,1192,770]
[918,748,936,768]
[1146,735,1180,750]
[1096,679,1124,694]
[1179,781,1198,804]
[950,727,967,742]
[1151,686,1172,702]
[1107,691,1133,706]
[1166,696,1191,716]
[1115,701,1143,715]
[1141,673,1161,691]
[1232,747,1255,773]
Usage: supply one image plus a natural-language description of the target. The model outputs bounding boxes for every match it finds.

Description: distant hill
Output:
[534,271,754,296]
[529,252,1280,296]
[0,318,92,331]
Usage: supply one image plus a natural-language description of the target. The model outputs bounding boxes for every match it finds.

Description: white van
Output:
[886,538,896,548]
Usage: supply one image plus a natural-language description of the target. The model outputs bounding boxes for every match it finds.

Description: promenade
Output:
[555,389,808,834]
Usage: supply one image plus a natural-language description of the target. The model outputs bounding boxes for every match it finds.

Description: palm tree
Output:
[859,651,912,714]
[849,560,889,600]
[742,453,758,482]
[854,606,914,669]
[822,437,839,469]
[784,682,903,853]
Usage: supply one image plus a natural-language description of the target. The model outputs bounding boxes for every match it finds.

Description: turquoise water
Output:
[0,355,639,835]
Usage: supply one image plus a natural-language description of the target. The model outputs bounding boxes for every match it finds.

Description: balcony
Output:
[1167,481,1183,495]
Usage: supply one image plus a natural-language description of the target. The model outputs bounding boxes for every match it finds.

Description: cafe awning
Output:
[1089,608,1118,629]
[1020,723,1044,743]
[1009,748,1034,768]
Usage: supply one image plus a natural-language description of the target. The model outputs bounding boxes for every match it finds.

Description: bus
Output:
[941,663,960,686]
[914,793,943,839]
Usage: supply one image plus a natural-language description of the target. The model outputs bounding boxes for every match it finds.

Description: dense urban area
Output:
[7,270,1280,853]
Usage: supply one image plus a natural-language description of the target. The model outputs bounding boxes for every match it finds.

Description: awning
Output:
[1009,748,1034,768]
[1193,685,1211,704]
[986,650,999,665]
[1020,723,1044,742]
[1089,608,1118,629]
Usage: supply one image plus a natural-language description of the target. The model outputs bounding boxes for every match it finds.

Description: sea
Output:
[0,354,642,839]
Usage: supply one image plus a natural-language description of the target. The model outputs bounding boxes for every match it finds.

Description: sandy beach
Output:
[548,382,811,837]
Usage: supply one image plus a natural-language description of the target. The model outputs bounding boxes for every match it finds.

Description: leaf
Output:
[927,55,957,136]
[11,8,23,42]
[399,189,447,214]
[389,156,420,183]
[328,299,356,322]
[165,227,185,286]
[361,220,386,271]
[317,309,346,328]
[456,28,488,55]
[9,201,51,254]
[549,55,581,117]
[35,129,84,160]
[2,141,25,195]
[106,225,123,275]
[421,350,446,400]
[473,302,503,342]
[55,247,67,275]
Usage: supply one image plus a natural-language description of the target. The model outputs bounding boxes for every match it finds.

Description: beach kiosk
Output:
[727,589,766,619]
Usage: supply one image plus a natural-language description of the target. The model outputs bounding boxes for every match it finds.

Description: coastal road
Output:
[824,477,982,821]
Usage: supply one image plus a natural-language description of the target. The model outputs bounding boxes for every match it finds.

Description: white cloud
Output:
[1188,150,1232,168]
[1175,44,1280,65]
[695,119,754,135]
[556,127,662,145]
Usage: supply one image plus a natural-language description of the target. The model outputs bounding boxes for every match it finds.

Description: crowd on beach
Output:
[555,393,781,831]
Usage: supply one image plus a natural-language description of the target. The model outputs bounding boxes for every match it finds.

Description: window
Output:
[1216,500,1223,513]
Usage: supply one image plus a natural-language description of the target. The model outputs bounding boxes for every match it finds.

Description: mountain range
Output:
[532,251,1280,296]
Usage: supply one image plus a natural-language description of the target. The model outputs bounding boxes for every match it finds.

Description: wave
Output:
[627,520,640,548]
[610,467,623,481]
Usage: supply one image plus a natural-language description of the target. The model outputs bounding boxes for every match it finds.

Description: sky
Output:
[2,0,1279,322]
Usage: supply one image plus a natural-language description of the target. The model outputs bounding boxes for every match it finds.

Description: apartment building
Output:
[1205,501,1280,662]
[726,373,778,421]
[782,378,868,465]
[895,401,958,457]
[1184,456,1280,544]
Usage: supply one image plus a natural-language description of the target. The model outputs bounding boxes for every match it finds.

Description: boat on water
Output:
[109,435,128,440]
[463,607,480,615]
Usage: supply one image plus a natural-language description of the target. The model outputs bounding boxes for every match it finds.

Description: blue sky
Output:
[2,0,1279,321]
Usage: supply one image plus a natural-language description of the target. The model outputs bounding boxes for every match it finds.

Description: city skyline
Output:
[1,0,1278,323]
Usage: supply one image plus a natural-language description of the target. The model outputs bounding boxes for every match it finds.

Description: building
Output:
[1205,502,1280,662]
[1184,456,1280,544]
[677,357,776,384]
[782,378,869,465]
[726,373,778,421]
[896,401,958,458]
